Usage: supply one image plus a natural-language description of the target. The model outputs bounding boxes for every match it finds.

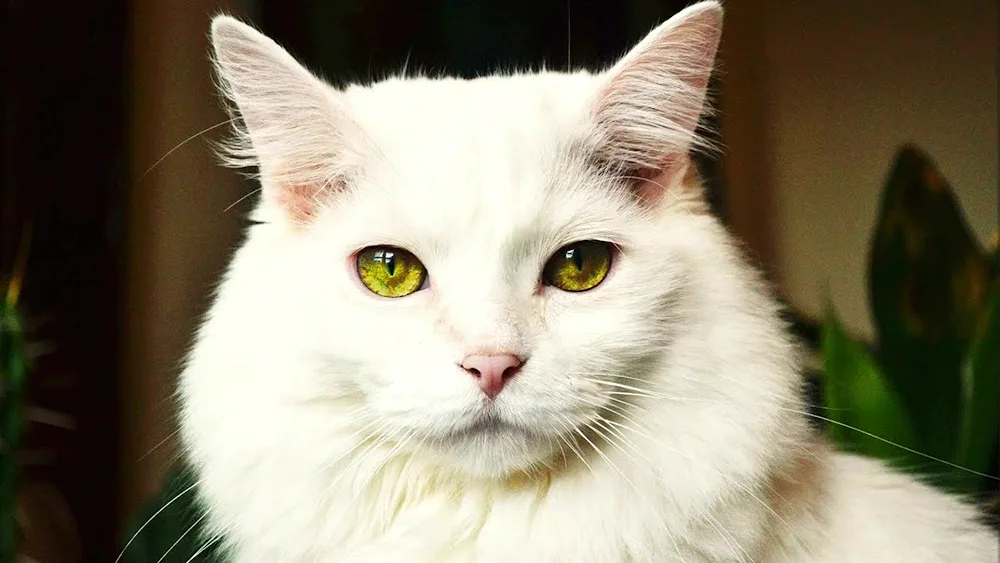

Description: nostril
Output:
[460,353,524,399]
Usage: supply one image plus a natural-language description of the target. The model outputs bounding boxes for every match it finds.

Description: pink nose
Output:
[461,353,522,399]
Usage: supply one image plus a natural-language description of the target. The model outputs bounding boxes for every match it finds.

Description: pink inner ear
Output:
[633,168,665,205]
[276,182,328,225]
[267,160,349,225]
[627,152,686,204]
[630,156,706,209]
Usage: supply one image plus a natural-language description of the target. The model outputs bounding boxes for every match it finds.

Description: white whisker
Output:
[115,481,200,563]
[181,535,223,563]
[155,512,208,563]
[138,120,236,181]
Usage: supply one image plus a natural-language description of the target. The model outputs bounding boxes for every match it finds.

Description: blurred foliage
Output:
[1,281,27,563]
[1,231,29,563]
[822,145,999,497]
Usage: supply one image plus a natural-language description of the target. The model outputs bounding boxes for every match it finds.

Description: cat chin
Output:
[428,423,559,478]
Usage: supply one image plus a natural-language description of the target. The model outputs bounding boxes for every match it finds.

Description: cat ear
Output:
[591,1,722,184]
[210,16,364,224]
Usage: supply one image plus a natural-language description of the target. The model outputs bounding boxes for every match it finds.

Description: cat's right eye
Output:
[356,246,427,298]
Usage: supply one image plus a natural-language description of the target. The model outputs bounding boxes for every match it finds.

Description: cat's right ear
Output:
[210,16,364,225]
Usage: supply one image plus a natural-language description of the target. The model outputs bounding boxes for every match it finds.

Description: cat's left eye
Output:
[356,246,427,298]
[542,240,613,292]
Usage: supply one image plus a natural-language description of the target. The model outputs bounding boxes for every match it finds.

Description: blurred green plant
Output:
[822,145,999,498]
[1,230,30,563]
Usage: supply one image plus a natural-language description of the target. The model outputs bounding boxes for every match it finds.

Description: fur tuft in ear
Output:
[210,16,365,224]
[590,1,722,182]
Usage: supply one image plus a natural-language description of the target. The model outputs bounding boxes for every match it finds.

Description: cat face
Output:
[200,3,722,479]
[299,91,694,476]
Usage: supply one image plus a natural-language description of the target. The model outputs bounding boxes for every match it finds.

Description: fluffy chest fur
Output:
[177,3,998,562]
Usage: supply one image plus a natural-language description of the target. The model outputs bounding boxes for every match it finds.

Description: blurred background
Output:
[2,0,997,561]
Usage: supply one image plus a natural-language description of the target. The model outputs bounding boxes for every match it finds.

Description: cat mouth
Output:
[462,417,509,435]
[450,409,526,439]
[431,408,555,476]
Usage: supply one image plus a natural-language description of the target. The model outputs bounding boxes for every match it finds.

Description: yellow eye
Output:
[356,246,427,298]
[542,240,612,292]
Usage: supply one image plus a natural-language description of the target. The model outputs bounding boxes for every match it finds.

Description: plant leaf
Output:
[1,298,28,563]
[952,285,1000,493]
[868,145,992,462]
[821,307,920,467]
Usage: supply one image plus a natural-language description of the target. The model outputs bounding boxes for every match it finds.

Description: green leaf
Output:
[1,298,28,563]
[952,285,1000,493]
[821,307,920,466]
[868,145,992,462]
[2,225,32,563]
[121,466,226,563]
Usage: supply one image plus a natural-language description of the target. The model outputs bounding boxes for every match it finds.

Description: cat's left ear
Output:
[591,1,722,194]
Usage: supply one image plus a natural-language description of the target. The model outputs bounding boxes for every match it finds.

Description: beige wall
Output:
[757,0,997,338]
[122,0,245,525]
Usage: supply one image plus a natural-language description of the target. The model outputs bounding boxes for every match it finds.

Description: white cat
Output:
[177,2,999,561]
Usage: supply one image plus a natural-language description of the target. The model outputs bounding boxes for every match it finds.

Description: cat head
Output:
[195,2,725,480]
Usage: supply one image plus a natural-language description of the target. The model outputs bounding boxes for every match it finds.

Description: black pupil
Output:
[565,247,584,272]
[376,250,397,276]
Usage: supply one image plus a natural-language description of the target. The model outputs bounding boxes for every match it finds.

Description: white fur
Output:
[178,2,999,561]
